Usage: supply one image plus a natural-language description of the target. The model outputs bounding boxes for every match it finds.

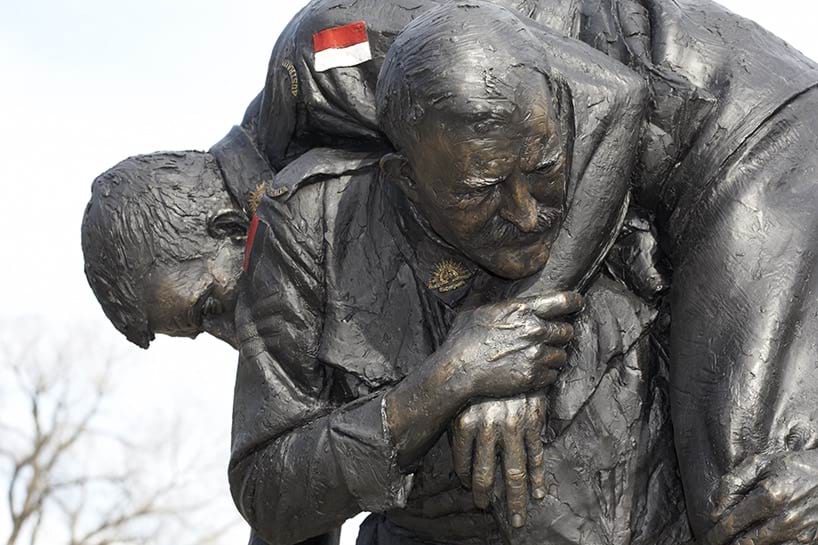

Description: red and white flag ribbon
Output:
[313,21,373,72]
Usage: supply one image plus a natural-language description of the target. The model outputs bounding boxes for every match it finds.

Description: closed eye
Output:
[472,184,499,194]
[466,184,501,202]
[463,175,504,188]
[534,158,561,173]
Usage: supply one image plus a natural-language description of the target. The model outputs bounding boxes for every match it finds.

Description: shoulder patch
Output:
[313,21,372,72]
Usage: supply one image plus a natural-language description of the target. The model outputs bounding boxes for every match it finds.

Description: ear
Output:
[208,208,250,240]
[380,153,419,202]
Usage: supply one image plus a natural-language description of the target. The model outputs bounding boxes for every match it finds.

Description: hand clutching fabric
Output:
[704,450,818,545]
[448,294,579,528]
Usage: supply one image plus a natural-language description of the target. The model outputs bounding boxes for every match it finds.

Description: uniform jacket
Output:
[230,149,687,545]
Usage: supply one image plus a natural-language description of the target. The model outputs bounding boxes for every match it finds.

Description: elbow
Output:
[229,455,264,535]
[229,452,334,545]
[625,72,649,111]
[593,65,648,130]
[229,455,288,545]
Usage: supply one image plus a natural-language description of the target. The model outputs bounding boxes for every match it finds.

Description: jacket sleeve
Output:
[229,185,412,545]
[516,22,648,295]
[667,93,818,537]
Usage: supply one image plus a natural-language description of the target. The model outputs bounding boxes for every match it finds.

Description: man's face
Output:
[407,80,566,279]
[143,204,245,348]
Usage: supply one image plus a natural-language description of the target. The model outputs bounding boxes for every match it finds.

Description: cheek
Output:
[209,243,244,298]
[421,197,492,244]
[150,287,197,334]
[529,174,566,206]
[213,241,244,276]
[445,201,500,242]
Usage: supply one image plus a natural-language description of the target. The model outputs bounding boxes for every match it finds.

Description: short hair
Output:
[377,1,552,156]
[81,152,226,348]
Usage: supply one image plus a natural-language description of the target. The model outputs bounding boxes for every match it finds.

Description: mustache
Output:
[481,205,563,246]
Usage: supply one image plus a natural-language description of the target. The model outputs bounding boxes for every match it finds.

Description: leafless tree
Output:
[0,324,241,545]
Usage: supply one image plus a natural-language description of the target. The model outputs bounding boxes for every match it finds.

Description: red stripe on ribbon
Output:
[313,21,368,52]
[243,214,260,272]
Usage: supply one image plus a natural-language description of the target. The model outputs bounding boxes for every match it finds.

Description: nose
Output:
[499,170,539,233]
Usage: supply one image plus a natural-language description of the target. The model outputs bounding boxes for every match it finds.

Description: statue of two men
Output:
[82,1,818,544]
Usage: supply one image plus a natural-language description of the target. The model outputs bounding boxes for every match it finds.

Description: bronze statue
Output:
[231,4,681,545]
[81,0,818,544]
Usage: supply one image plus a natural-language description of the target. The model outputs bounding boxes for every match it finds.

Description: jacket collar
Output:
[210,125,276,215]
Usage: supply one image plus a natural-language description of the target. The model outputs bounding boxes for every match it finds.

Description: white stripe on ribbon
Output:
[314,42,373,73]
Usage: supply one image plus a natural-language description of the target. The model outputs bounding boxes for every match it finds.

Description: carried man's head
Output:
[377,1,568,280]
[82,152,248,348]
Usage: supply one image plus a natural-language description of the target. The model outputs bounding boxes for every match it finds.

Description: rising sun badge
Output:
[428,259,473,293]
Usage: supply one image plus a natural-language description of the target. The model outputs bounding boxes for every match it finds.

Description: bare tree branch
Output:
[26,507,43,545]
[2,328,242,545]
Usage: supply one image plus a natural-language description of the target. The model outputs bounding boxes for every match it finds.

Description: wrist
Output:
[383,351,470,467]
[423,350,474,411]
[386,356,465,423]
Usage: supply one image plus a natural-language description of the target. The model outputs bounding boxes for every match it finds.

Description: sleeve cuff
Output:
[329,393,414,512]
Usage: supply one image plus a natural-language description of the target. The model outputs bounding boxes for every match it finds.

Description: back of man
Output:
[253,0,818,185]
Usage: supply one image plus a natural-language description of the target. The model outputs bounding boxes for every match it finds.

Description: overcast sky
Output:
[1,1,817,544]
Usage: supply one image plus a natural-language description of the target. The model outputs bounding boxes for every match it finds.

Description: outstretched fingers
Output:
[711,454,770,519]
[452,411,479,488]
[730,510,818,545]
[704,483,780,545]
[527,321,574,345]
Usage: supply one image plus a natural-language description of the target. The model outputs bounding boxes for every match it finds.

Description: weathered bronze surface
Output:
[82,1,818,544]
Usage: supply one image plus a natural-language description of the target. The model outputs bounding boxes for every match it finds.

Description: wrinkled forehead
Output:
[410,75,560,163]
[419,64,555,134]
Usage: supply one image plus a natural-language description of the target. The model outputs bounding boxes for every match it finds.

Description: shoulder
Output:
[256,148,381,228]
[246,149,382,275]
[524,19,648,113]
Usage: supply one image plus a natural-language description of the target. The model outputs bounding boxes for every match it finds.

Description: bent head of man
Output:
[82,152,247,349]
[378,2,567,280]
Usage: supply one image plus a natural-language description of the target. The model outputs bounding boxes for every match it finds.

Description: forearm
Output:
[231,392,405,545]
[669,189,818,536]
[231,357,469,545]
[386,351,470,468]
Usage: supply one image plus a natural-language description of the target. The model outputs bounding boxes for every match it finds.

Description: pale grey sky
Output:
[1,1,816,544]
